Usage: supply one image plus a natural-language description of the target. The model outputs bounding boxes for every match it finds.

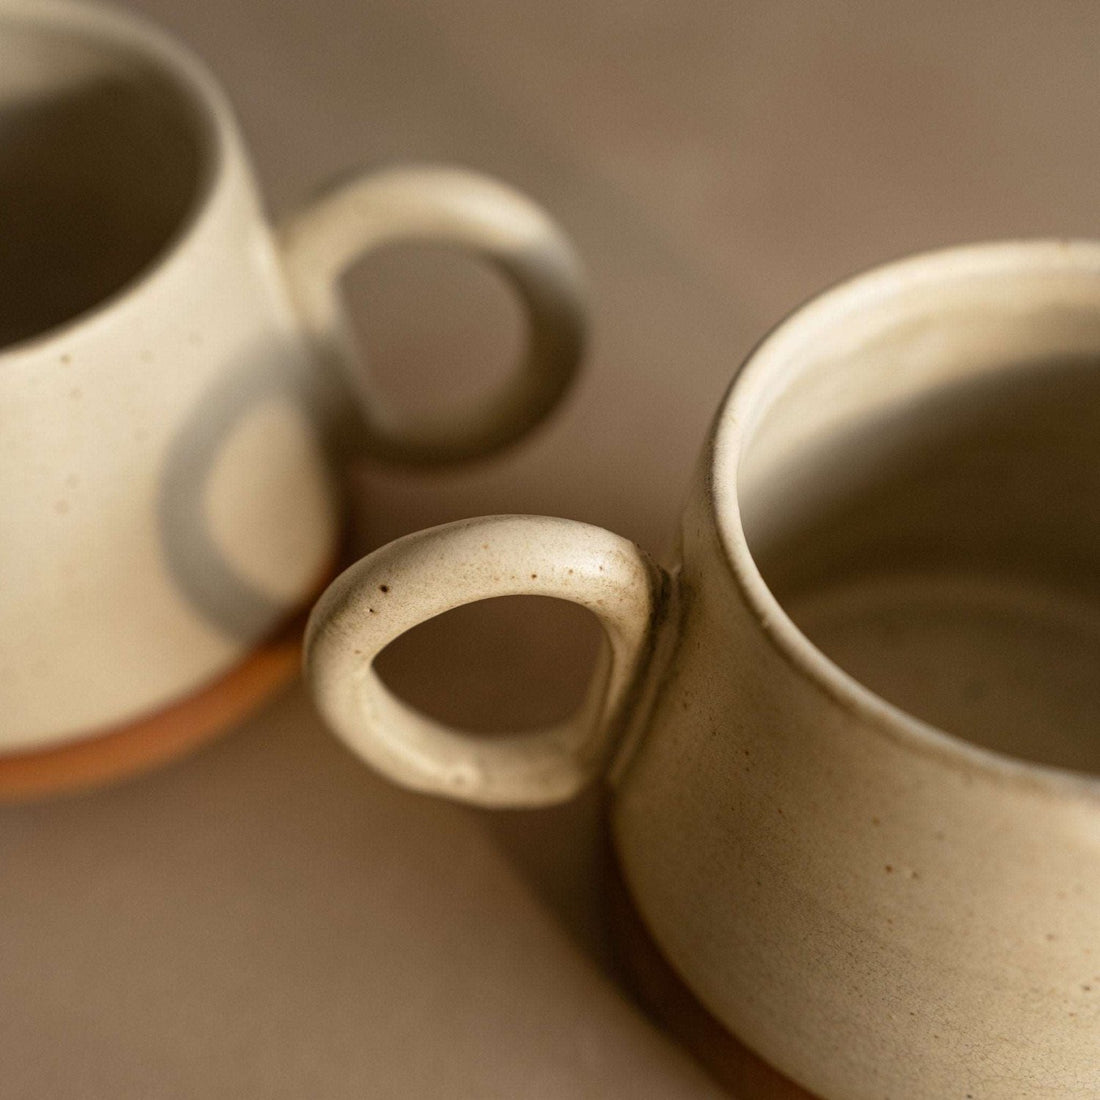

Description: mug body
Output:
[301,239,1100,1097]
[1,0,591,797]
[611,241,1100,1098]
[0,0,339,761]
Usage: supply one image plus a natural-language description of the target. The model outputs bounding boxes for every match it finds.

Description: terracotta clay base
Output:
[0,609,310,803]
[608,857,819,1099]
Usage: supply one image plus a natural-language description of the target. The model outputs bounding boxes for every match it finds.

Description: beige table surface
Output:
[5,1,1100,1096]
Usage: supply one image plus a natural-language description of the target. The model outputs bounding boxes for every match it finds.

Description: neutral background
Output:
[5,1,1100,1095]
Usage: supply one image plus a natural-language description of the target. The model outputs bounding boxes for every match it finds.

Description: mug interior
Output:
[732,245,1100,775]
[0,9,209,349]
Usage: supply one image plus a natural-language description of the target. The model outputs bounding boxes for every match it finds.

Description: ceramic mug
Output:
[306,240,1100,1099]
[0,0,586,797]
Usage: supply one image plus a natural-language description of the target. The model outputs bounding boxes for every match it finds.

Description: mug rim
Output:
[0,0,229,356]
[711,238,1100,800]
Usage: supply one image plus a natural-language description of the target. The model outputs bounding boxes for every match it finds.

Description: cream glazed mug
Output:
[0,0,586,797]
[307,241,1100,1099]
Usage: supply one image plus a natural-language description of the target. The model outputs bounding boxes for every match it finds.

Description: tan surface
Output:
[5,0,1100,1095]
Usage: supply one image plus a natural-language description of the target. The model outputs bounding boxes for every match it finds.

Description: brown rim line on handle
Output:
[607,857,820,1100]
[0,552,342,803]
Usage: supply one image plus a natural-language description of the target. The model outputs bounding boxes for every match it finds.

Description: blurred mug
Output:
[0,0,586,797]
[306,240,1100,1099]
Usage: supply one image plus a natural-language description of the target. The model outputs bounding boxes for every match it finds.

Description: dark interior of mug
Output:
[737,252,1100,773]
[0,15,207,349]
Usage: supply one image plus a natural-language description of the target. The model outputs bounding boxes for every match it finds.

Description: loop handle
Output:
[278,167,588,464]
[304,515,664,807]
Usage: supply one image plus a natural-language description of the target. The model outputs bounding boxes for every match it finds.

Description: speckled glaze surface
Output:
[308,240,1100,1098]
[0,0,585,774]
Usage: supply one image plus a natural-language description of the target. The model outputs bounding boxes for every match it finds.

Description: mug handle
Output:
[277,167,587,464]
[304,515,665,807]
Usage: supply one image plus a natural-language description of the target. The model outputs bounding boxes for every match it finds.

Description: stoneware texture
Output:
[307,240,1100,1099]
[0,0,585,793]
[607,853,818,1099]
